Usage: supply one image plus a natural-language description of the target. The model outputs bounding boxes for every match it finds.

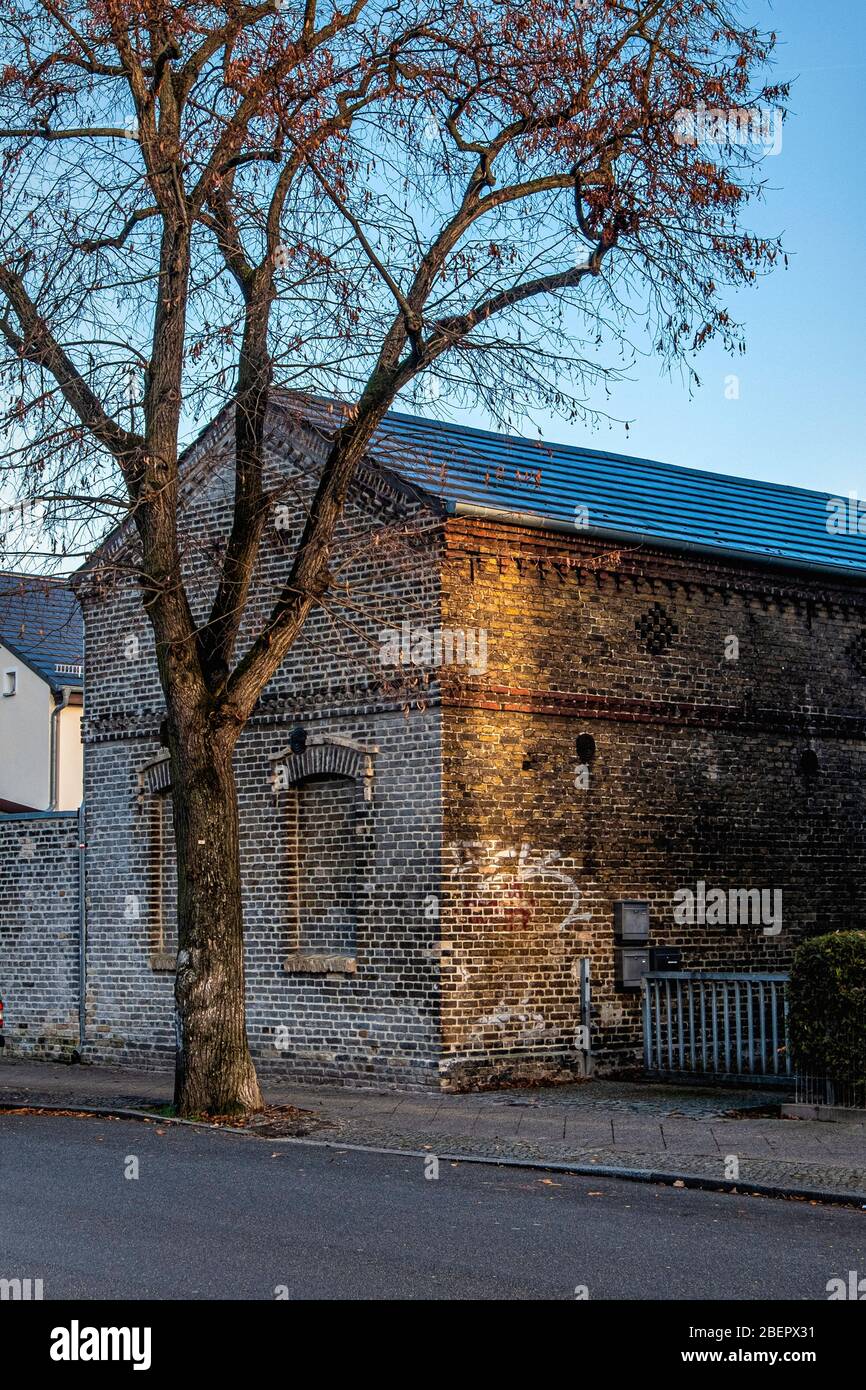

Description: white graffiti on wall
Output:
[448,839,591,931]
[467,992,552,1047]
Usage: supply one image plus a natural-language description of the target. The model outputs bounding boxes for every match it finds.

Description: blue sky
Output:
[448,0,866,499]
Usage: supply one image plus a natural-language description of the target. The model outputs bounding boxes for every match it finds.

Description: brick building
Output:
[6,394,866,1088]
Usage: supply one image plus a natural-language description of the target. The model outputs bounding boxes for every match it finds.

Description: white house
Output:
[0,573,83,811]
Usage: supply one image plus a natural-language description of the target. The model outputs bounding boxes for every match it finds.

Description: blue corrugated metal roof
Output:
[357,408,866,576]
[0,574,84,690]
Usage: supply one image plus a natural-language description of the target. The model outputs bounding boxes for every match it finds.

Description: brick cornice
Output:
[83,693,442,744]
[444,682,866,738]
[444,517,866,614]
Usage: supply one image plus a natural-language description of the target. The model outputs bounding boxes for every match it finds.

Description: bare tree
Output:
[0,0,787,1114]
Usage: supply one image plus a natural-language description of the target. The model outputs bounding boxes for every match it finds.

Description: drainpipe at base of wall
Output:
[77,801,86,1052]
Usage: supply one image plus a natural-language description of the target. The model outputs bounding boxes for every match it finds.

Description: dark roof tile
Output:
[0,574,84,690]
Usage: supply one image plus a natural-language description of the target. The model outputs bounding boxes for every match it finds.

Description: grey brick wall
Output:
[0,811,81,1057]
[76,404,445,1087]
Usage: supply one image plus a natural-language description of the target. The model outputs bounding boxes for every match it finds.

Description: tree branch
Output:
[0,265,143,480]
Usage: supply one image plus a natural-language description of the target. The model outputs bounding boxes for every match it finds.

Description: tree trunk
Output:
[169,722,263,1116]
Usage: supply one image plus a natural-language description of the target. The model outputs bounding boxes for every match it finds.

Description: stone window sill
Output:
[283,952,357,975]
[150,951,177,973]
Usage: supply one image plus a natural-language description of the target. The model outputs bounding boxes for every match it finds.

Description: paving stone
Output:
[469,1111,523,1139]
[659,1122,721,1156]
[563,1117,616,1146]
[516,1113,567,1142]
[611,1119,666,1152]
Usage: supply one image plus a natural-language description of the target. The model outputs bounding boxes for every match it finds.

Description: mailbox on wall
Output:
[649,946,682,972]
[615,946,650,991]
[614,900,650,943]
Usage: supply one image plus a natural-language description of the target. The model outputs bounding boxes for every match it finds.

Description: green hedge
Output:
[787,932,866,1098]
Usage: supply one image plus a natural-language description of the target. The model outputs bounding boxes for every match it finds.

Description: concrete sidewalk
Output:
[3,1057,866,1203]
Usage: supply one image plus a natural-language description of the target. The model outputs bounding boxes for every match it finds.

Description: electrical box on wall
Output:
[614,900,650,943]
[615,946,650,991]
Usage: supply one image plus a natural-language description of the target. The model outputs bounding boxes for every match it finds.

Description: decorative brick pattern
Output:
[846,629,866,677]
[635,600,679,655]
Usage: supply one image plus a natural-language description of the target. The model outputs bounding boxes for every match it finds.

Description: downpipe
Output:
[77,801,86,1052]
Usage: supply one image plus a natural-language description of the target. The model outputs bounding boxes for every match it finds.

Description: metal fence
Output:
[642,971,793,1083]
[793,1014,866,1109]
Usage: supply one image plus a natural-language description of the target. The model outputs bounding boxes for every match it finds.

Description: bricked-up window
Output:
[140,756,177,971]
[274,734,377,974]
[154,800,179,961]
[290,775,358,957]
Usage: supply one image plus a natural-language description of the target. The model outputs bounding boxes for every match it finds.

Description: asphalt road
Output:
[1,1114,864,1300]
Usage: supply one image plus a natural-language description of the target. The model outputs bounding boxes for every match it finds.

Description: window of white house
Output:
[2,669,17,697]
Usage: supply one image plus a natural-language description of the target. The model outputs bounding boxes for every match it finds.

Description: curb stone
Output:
[3,1099,865,1209]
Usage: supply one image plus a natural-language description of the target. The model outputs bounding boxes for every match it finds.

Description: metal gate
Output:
[642,971,792,1083]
